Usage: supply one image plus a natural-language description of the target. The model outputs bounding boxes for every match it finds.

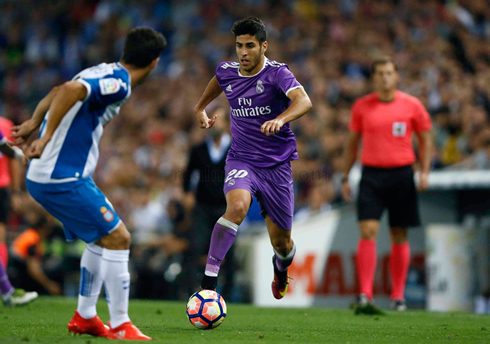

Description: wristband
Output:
[12,146,25,159]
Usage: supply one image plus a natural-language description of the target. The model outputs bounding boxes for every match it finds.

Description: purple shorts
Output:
[223,159,294,230]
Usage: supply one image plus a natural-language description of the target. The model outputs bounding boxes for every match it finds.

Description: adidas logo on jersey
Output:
[226,85,233,93]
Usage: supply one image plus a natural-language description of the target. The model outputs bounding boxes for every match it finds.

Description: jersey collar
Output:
[116,62,132,87]
[238,56,268,78]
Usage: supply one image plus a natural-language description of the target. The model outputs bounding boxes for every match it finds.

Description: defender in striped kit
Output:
[11,27,167,340]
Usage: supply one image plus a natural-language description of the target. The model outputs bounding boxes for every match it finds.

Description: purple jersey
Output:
[215,58,303,167]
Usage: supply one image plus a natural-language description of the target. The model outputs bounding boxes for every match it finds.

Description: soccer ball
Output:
[186,290,227,330]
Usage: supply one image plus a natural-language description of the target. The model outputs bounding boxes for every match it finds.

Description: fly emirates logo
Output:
[231,98,271,117]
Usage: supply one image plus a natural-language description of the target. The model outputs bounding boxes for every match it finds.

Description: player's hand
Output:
[418,172,429,192]
[261,118,284,136]
[10,120,36,146]
[25,137,49,159]
[195,109,217,129]
[341,179,352,202]
[47,281,62,296]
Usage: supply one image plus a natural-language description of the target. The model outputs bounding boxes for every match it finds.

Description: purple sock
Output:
[205,218,238,276]
[0,257,14,296]
[274,241,297,272]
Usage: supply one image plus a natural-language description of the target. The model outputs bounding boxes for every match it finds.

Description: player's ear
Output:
[262,41,267,54]
[149,57,160,70]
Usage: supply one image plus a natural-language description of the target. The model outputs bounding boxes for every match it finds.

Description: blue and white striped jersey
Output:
[27,62,131,184]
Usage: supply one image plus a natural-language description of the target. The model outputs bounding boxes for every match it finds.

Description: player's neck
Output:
[377,89,397,103]
[120,61,150,87]
[239,56,265,77]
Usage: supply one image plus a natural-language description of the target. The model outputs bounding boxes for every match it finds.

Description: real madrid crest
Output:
[256,80,264,94]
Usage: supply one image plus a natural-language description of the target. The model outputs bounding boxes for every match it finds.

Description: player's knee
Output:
[360,227,377,240]
[227,200,248,221]
[390,227,408,244]
[118,228,131,248]
[102,223,131,250]
[271,237,291,256]
[359,220,379,240]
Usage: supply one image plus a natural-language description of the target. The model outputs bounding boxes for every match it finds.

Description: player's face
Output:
[235,35,267,73]
[372,63,399,92]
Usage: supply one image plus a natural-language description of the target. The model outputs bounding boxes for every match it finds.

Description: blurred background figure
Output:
[9,208,65,296]
[294,179,335,224]
[0,116,22,269]
[183,107,235,300]
[129,186,190,300]
[0,116,38,306]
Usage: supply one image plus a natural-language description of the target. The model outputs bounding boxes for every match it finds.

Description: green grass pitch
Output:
[1,297,489,343]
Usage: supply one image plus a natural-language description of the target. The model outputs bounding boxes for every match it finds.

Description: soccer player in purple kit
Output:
[194,17,312,299]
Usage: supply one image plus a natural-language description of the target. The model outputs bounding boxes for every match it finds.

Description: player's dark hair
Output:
[122,27,167,68]
[371,56,398,73]
[231,17,267,44]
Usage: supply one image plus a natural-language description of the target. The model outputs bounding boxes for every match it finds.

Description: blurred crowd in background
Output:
[1,0,490,300]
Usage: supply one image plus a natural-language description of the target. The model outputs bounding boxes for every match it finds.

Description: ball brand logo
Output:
[100,206,114,222]
[256,80,264,94]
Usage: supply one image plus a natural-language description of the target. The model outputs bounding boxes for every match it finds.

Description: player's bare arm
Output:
[25,81,87,159]
[260,87,312,136]
[341,131,361,202]
[10,86,60,146]
[195,76,223,129]
[416,130,432,192]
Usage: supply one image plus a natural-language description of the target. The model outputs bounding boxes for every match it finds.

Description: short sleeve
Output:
[275,66,303,97]
[413,100,432,132]
[215,63,224,88]
[76,76,129,107]
[349,101,363,132]
[215,62,234,90]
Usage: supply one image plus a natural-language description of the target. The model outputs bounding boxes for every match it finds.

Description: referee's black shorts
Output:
[357,165,420,228]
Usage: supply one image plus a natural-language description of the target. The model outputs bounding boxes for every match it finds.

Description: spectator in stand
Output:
[9,211,64,296]
[0,117,38,306]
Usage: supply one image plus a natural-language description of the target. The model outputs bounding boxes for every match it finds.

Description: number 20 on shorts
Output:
[225,169,249,183]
